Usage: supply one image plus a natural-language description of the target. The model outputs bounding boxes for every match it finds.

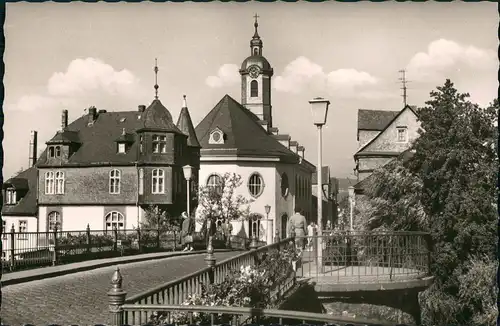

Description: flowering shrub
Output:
[151,245,299,325]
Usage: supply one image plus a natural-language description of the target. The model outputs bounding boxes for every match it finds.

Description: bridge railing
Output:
[293,231,431,282]
[110,236,292,325]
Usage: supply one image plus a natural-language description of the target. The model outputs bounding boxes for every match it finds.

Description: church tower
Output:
[239,15,274,128]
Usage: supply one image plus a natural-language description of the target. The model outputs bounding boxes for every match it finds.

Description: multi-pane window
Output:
[250,80,258,97]
[152,169,165,194]
[109,169,121,194]
[48,146,61,158]
[105,211,125,232]
[55,171,65,194]
[397,127,408,142]
[206,174,223,195]
[249,214,261,239]
[152,135,167,154]
[118,143,126,154]
[6,188,16,205]
[138,168,144,195]
[45,172,55,194]
[18,220,27,239]
[55,146,61,157]
[248,173,264,198]
[48,211,62,231]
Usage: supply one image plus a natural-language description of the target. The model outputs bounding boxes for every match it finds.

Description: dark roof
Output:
[358,109,399,131]
[3,177,29,190]
[139,99,183,134]
[177,107,201,148]
[194,95,298,162]
[115,131,136,143]
[46,130,81,145]
[312,166,330,185]
[240,55,272,71]
[2,167,38,216]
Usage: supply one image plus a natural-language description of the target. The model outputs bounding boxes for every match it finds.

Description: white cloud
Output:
[205,64,240,88]
[406,39,496,80]
[7,58,145,112]
[274,57,380,97]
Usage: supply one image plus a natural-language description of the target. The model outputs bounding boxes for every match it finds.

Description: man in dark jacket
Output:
[181,211,194,252]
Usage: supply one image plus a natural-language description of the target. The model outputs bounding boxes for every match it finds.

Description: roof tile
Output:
[358,109,399,131]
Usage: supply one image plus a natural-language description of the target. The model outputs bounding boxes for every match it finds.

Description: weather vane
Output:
[154,58,159,100]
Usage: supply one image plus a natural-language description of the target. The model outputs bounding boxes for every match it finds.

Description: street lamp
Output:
[309,96,330,273]
[264,204,271,245]
[182,165,193,218]
[264,204,271,219]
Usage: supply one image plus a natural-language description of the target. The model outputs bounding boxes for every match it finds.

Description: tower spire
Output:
[250,14,263,56]
[253,13,260,38]
[399,69,411,107]
[182,95,187,108]
[154,58,159,100]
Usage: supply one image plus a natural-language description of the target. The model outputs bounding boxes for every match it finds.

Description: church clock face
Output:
[248,65,260,78]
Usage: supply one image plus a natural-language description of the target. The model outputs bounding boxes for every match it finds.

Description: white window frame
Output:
[249,214,262,239]
[118,143,126,154]
[248,173,264,198]
[206,174,223,195]
[109,169,121,194]
[152,168,165,194]
[18,220,28,239]
[55,171,65,194]
[6,188,16,205]
[48,211,62,231]
[105,211,125,232]
[55,146,61,157]
[152,135,167,154]
[397,127,408,143]
[138,168,144,195]
[45,171,55,195]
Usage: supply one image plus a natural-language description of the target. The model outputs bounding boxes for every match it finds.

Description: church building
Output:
[194,17,315,244]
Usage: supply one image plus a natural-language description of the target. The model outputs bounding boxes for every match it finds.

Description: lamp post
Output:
[309,97,330,273]
[182,165,193,218]
[264,204,271,245]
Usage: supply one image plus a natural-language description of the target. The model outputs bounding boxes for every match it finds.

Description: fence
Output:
[294,230,431,283]
[108,235,294,325]
[1,224,256,273]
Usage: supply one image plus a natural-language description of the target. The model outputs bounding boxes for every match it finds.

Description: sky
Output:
[3,2,498,180]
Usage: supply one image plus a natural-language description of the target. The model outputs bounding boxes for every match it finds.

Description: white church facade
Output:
[194,18,315,244]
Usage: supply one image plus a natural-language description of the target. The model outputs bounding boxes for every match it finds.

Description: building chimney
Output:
[298,145,305,159]
[290,141,299,154]
[138,105,146,112]
[273,134,290,149]
[269,127,279,135]
[61,110,68,131]
[29,130,38,168]
[88,106,97,125]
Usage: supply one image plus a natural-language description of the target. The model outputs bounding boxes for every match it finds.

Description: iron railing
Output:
[293,231,431,283]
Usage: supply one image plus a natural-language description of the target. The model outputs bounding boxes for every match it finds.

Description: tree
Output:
[196,173,254,236]
[140,205,180,233]
[406,80,498,325]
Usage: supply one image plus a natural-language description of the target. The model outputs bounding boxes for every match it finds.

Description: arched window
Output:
[105,211,125,232]
[281,173,289,198]
[48,147,55,158]
[6,188,16,205]
[152,169,165,194]
[250,80,258,97]
[138,168,144,195]
[249,214,262,239]
[45,171,55,194]
[55,146,61,157]
[48,211,62,231]
[248,173,264,198]
[109,169,121,194]
[206,174,223,195]
[55,171,65,194]
[253,48,259,56]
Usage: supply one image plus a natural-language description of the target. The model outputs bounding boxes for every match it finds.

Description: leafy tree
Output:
[406,80,498,325]
[196,172,253,236]
[140,205,180,233]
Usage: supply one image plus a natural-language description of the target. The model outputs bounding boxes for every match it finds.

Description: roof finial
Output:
[154,58,159,100]
[182,95,187,108]
[122,127,126,136]
[253,13,260,37]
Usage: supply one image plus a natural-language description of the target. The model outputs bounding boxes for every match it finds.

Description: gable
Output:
[359,106,419,154]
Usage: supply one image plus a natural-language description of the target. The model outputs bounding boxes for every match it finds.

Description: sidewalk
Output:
[1,248,237,287]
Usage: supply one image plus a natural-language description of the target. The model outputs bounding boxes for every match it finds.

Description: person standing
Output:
[222,219,233,249]
[181,211,194,252]
[288,206,307,249]
[307,222,315,250]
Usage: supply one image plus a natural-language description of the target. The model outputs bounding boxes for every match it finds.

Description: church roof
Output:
[2,167,38,216]
[195,94,298,163]
[177,106,201,148]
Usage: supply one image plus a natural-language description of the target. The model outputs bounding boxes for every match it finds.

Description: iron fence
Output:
[293,231,431,283]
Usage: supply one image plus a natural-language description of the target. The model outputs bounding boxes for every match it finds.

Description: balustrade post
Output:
[9,224,15,271]
[156,225,161,249]
[108,266,127,326]
[137,226,142,253]
[86,224,91,254]
[52,225,59,266]
[113,225,118,251]
[205,234,216,284]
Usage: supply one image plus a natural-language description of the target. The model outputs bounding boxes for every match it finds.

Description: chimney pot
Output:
[138,105,146,112]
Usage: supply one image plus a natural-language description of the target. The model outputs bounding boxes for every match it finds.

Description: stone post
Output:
[137,226,142,253]
[274,228,280,244]
[9,223,15,271]
[86,224,91,254]
[113,225,118,252]
[205,234,216,284]
[52,225,59,266]
[108,266,127,326]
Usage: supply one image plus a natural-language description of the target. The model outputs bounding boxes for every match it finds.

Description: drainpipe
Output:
[135,162,140,227]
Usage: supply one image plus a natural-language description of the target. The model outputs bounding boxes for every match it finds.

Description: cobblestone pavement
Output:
[1,252,239,325]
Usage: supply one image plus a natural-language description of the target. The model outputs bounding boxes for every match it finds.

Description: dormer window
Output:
[6,188,16,205]
[153,135,167,153]
[118,143,126,154]
[397,127,408,143]
[55,146,61,157]
[209,128,225,145]
[48,146,62,158]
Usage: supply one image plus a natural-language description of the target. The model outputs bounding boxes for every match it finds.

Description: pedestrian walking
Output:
[307,222,315,250]
[288,206,307,250]
[222,219,233,248]
[181,211,194,252]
